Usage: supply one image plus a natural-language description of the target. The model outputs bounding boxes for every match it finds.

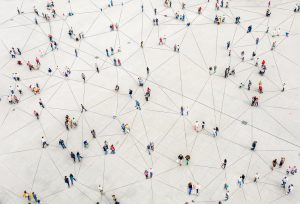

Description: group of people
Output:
[65,115,78,130]
[177,154,191,165]
[102,140,116,155]
[23,191,42,204]
[7,0,298,203]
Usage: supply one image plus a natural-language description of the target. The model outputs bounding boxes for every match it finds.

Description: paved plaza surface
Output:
[0,0,300,203]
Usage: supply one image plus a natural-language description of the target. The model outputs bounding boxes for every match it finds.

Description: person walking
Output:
[98,185,103,194]
[187,182,193,195]
[32,192,38,202]
[144,170,149,179]
[91,129,96,138]
[81,73,86,83]
[287,184,294,194]
[282,83,286,92]
[76,152,82,162]
[237,177,243,187]
[194,183,200,196]
[226,41,230,49]
[254,173,260,182]
[185,155,191,165]
[81,104,87,112]
[41,137,49,148]
[241,174,245,184]
[70,152,76,162]
[59,139,66,149]
[39,98,45,108]
[279,157,285,168]
[64,176,70,188]
[149,168,153,178]
[178,154,184,166]
[221,159,227,169]
[248,80,252,90]
[34,110,39,119]
[202,121,205,129]
[129,89,133,98]
[251,141,257,150]
[281,176,288,188]
[272,159,278,170]
[247,25,252,33]
[135,100,141,110]
[75,49,78,57]
[69,174,76,185]
[225,191,229,201]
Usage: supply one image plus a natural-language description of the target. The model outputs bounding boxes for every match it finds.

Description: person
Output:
[237,177,243,187]
[39,98,45,108]
[256,37,259,45]
[145,92,150,101]
[91,129,96,138]
[224,183,229,190]
[202,121,205,129]
[98,185,103,194]
[129,89,133,98]
[147,144,151,155]
[32,192,38,202]
[110,144,115,154]
[226,41,230,49]
[282,83,286,92]
[221,159,227,169]
[115,84,119,91]
[70,152,76,162]
[254,173,260,182]
[225,191,229,201]
[178,154,184,166]
[41,137,49,148]
[248,80,252,90]
[215,127,219,136]
[146,67,150,75]
[287,184,294,194]
[34,110,39,119]
[70,174,76,185]
[138,77,144,86]
[185,155,191,165]
[103,142,109,155]
[135,100,141,110]
[81,104,87,112]
[279,157,285,168]
[125,123,130,133]
[23,191,30,201]
[247,25,252,33]
[187,182,193,195]
[81,73,85,83]
[59,139,66,149]
[149,168,153,178]
[258,82,263,93]
[64,176,70,188]
[213,128,217,137]
[194,183,200,196]
[180,106,184,115]
[76,152,82,162]
[272,159,277,170]
[194,121,199,132]
[83,140,89,148]
[281,176,288,188]
[144,170,149,179]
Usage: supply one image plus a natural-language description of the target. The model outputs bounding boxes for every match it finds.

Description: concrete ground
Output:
[0,0,299,203]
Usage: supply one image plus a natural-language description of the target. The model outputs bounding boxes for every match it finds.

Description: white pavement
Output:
[0,0,300,203]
